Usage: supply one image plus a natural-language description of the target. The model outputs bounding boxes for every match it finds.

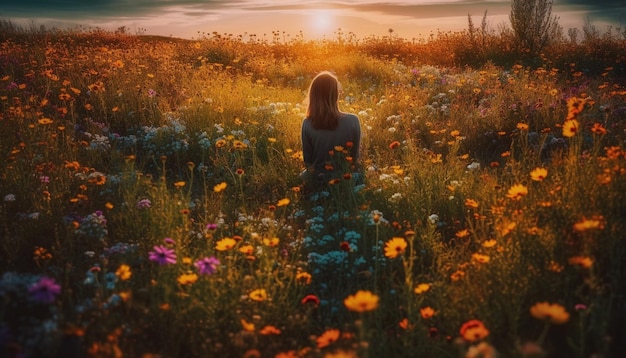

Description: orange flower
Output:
[213,181,227,193]
[455,229,470,238]
[249,288,268,302]
[414,283,431,295]
[420,306,436,319]
[389,140,401,150]
[177,272,198,285]
[296,271,312,285]
[472,253,490,263]
[174,181,185,188]
[465,199,479,209]
[590,123,607,135]
[506,184,528,200]
[568,256,593,269]
[317,329,341,348]
[344,290,379,312]
[263,237,280,247]
[276,198,290,207]
[459,319,490,342]
[530,302,570,324]
[115,264,132,281]
[573,217,604,232]
[530,167,548,181]
[241,319,255,332]
[384,237,407,259]
[516,123,529,131]
[259,325,281,335]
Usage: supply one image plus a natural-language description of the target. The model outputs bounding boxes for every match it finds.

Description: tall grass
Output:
[1,21,625,357]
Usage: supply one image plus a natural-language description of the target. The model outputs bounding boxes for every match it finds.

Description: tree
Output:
[509,0,561,55]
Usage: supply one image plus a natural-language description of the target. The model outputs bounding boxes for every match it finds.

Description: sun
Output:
[310,9,335,37]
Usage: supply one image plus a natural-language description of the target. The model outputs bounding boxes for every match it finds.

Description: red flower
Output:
[301,294,320,307]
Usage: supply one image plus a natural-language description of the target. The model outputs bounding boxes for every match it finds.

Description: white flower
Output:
[467,162,481,171]
[3,194,16,202]
[389,192,402,203]
[388,127,396,133]
[428,214,439,224]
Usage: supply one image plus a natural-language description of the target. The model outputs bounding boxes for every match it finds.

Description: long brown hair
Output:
[305,71,342,130]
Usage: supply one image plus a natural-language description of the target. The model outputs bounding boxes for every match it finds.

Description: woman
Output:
[301,71,362,190]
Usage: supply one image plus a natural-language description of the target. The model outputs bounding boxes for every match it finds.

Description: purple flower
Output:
[137,199,151,209]
[29,276,61,304]
[148,245,176,265]
[163,237,175,246]
[194,256,220,275]
[147,88,156,98]
[206,223,218,230]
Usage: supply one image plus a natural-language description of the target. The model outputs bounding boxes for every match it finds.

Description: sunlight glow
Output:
[310,9,335,37]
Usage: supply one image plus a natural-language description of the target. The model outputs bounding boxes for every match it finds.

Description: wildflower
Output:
[344,290,379,312]
[399,318,410,330]
[233,140,247,149]
[339,241,351,252]
[296,271,312,285]
[466,342,496,358]
[260,325,281,335]
[105,202,114,210]
[301,294,320,307]
[573,217,604,232]
[506,184,528,200]
[384,237,408,259]
[568,256,593,269]
[148,245,176,265]
[465,199,479,208]
[182,257,193,265]
[194,256,220,275]
[590,122,607,135]
[115,264,132,281]
[38,117,53,125]
[450,270,465,281]
[29,276,61,304]
[136,199,151,209]
[530,302,570,324]
[455,229,470,238]
[482,239,497,248]
[213,181,227,193]
[215,139,227,148]
[163,237,176,246]
[174,181,185,188]
[420,306,436,319]
[241,319,255,332]
[389,140,401,149]
[263,237,280,247]
[472,253,490,263]
[530,167,548,181]
[562,119,579,137]
[414,283,431,295]
[317,329,341,348]
[215,238,237,251]
[177,272,198,285]
[249,288,268,302]
[4,194,16,202]
[459,319,490,342]
[516,123,529,131]
[566,97,585,117]
[277,198,290,207]
[239,244,254,255]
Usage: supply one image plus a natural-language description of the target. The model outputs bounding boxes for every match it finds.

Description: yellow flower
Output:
[249,288,268,302]
[530,167,548,181]
[215,237,237,251]
[316,328,341,348]
[263,237,280,247]
[115,264,132,281]
[213,182,227,193]
[384,237,407,259]
[174,181,185,188]
[277,198,290,207]
[215,139,227,148]
[530,302,570,324]
[239,244,254,255]
[233,140,247,149]
[38,118,53,125]
[344,290,379,312]
[562,119,579,137]
[420,306,436,319]
[177,272,198,285]
[414,283,431,295]
[506,184,528,200]
[516,122,529,131]
[590,122,607,135]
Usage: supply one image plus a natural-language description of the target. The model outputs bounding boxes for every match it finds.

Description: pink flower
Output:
[149,245,176,265]
[29,277,61,304]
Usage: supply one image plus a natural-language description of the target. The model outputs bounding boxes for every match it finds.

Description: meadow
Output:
[1,20,626,357]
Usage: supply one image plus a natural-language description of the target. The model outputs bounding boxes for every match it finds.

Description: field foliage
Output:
[1,20,626,357]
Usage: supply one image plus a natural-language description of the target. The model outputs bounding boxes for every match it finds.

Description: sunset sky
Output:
[1,0,624,41]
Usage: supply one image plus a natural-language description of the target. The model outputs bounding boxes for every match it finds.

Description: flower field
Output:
[1,23,626,357]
